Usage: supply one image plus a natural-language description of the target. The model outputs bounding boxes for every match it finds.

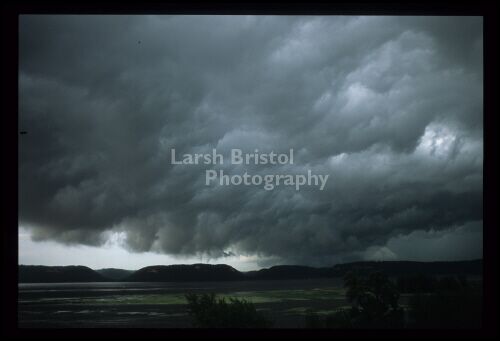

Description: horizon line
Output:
[18,258,484,272]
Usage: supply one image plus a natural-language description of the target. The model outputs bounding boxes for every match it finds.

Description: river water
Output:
[19,278,346,328]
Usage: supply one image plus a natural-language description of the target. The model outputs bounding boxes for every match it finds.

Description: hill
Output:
[125,263,244,282]
[19,260,482,283]
[330,259,483,277]
[96,268,134,281]
[19,265,107,283]
[246,260,482,280]
[245,265,336,280]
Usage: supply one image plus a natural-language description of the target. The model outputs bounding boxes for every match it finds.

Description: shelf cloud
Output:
[19,15,483,266]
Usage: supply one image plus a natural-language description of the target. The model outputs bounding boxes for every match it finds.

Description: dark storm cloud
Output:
[19,15,483,265]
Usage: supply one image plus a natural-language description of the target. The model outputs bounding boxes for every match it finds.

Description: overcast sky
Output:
[19,15,483,270]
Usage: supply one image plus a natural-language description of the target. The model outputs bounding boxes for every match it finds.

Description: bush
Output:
[185,293,273,328]
[408,280,482,329]
[344,271,405,328]
[305,272,405,329]
[305,273,481,329]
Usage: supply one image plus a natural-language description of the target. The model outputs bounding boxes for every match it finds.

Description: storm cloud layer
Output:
[19,15,483,266]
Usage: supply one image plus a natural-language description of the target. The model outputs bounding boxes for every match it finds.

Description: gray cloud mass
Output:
[19,15,483,266]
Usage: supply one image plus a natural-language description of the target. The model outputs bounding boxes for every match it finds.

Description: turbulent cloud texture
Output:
[19,15,483,266]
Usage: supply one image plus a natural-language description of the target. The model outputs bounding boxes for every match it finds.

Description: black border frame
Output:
[2,0,498,338]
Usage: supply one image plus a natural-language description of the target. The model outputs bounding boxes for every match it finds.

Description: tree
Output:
[305,271,404,328]
[185,293,273,328]
[344,271,404,328]
[408,276,482,328]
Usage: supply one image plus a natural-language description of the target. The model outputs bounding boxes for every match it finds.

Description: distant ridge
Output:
[330,260,483,277]
[19,259,482,283]
[19,265,107,283]
[126,264,244,282]
[96,268,134,281]
[245,265,337,280]
[244,260,482,280]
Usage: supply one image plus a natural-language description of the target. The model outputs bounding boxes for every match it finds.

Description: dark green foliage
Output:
[305,271,404,328]
[343,271,405,328]
[185,293,273,328]
[407,276,482,328]
[303,272,483,329]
